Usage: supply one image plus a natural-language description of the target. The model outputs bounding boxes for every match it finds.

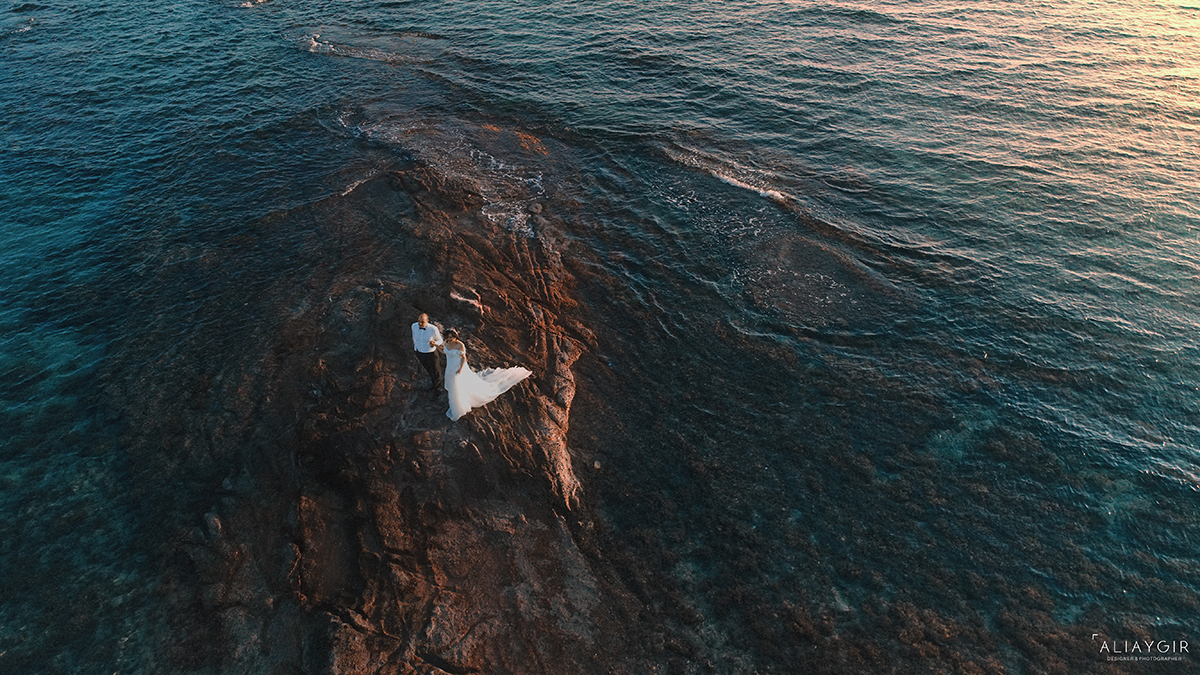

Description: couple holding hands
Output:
[411,313,531,421]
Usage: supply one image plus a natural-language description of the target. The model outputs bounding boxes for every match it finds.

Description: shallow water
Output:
[2,0,1197,671]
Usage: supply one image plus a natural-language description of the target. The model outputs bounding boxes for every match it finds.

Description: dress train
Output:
[443,348,531,421]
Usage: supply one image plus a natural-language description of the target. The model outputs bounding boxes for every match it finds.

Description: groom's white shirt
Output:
[412,322,444,353]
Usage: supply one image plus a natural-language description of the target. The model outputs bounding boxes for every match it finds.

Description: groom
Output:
[411,313,444,390]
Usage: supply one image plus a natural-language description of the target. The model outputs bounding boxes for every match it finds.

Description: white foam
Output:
[661,143,792,205]
[302,33,335,55]
[711,171,790,204]
[340,171,377,197]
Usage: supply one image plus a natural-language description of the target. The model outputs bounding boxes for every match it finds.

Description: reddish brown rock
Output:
[119,120,662,675]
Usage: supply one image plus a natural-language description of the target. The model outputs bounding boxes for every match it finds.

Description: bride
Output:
[441,329,532,421]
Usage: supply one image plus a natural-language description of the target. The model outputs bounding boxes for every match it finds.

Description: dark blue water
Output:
[2,0,1197,671]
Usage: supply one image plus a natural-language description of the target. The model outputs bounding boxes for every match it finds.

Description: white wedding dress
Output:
[443,347,532,421]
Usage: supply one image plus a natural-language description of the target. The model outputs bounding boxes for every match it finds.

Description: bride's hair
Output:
[445,328,459,340]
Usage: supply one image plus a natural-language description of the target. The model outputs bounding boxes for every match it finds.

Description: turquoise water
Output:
[2,0,1198,671]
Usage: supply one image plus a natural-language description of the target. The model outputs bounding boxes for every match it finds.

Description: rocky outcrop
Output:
[136,124,661,674]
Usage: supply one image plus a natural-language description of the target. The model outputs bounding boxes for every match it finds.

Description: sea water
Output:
[1,0,1197,671]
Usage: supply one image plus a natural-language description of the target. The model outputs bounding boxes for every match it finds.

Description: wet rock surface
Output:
[108,124,672,674]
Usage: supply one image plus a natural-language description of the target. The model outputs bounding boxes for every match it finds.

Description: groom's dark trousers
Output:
[416,350,440,389]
